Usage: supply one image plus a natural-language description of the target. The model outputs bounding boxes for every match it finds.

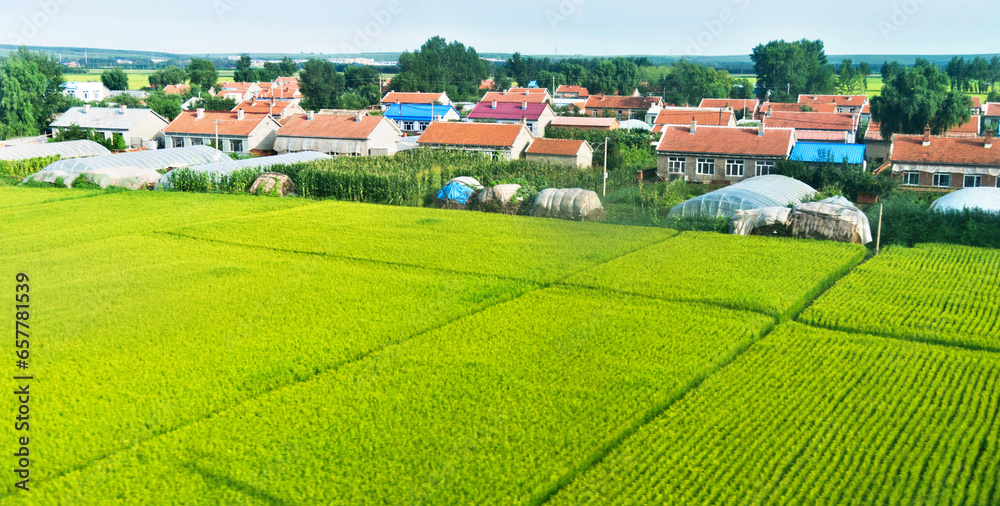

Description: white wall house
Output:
[63,82,113,103]
[163,109,281,155]
[50,105,169,149]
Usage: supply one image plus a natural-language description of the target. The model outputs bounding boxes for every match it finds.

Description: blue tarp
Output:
[383,103,459,122]
[438,182,475,204]
[790,142,866,164]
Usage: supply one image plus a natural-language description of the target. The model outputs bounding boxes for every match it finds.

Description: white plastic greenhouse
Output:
[156,151,331,190]
[930,188,1000,214]
[668,175,817,220]
[24,146,225,188]
[0,140,110,161]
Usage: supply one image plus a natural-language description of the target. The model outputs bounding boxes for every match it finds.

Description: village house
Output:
[970,97,983,115]
[654,108,737,128]
[525,139,594,168]
[945,116,981,138]
[891,128,1000,189]
[380,92,452,109]
[758,102,839,119]
[382,103,462,134]
[50,105,169,149]
[467,100,557,137]
[274,111,402,157]
[214,82,261,103]
[63,82,112,103]
[163,109,281,155]
[985,103,1000,133]
[162,84,190,95]
[481,90,552,105]
[797,94,869,114]
[417,122,534,160]
[656,120,796,183]
[699,98,759,119]
[864,121,891,162]
[232,100,305,121]
[764,111,859,143]
[555,85,590,99]
[548,117,620,131]
[584,95,663,120]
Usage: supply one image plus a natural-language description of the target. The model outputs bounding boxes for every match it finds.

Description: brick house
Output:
[656,121,796,183]
[584,95,663,120]
[417,122,535,160]
[163,109,281,155]
[765,112,859,143]
[797,94,869,114]
[467,101,557,137]
[891,128,1000,190]
[525,139,594,168]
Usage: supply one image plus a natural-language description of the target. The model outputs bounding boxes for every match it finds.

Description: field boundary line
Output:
[11,228,681,497]
[0,190,108,211]
[794,320,1000,356]
[554,282,776,319]
[535,244,871,504]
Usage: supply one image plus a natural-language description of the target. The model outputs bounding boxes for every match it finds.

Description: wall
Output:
[657,153,780,183]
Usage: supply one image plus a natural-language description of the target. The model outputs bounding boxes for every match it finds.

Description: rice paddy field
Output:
[1,186,998,504]
[65,69,237,91]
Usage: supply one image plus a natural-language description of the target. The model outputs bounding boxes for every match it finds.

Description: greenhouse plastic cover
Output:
[668,175,817,220]
[446,177,484,190]
[26,146,225,187]
[930,188,1000,214]
[0,140,110,161]
[81,167,163,190]
[157,151,331,189]
[533,188,605,221]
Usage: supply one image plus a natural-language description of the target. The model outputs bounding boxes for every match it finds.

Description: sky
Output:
[0,0,995,57]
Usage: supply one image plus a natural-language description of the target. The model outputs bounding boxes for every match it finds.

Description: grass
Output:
[65,70,238,91]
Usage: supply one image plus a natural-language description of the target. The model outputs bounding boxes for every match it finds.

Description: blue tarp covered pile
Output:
[437,183,475,205]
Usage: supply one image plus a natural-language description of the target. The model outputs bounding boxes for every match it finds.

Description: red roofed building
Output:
[864,121,891,162]
[945,115,981,138]
[970,97,982,115]
[417,122,534,160]
[699,98,759,117]
[163,109,281,155]
[985,102,1000,133]
[481,90,551,105]
[797,94,869,114]
[380,92,451,107]
[656,122,796,183]
[891,128,1000,189]
[480,79,495,90]
[585,95,663,120]
[162,84,190,95]
[759,102,839,119]
[549,117,620,131]
[274,112,402,157]
[525,138,594,167]
[233,100,305,121]
[467,101,557,137]
[765,112,859,143]
[555,85,590,99]
[654,108,737,127]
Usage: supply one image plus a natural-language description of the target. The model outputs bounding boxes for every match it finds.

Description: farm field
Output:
[2,186,998,503]
[65,69,237,90]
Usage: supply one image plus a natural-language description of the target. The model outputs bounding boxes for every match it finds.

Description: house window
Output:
[756,160,774,176]
[932,173,951,188]
[668,157,686,174]
[172,137,184,148]
[726,159,745,177]
[903,172,921,186]
[191,138,204,146]
[230,139,244,153]
[696,158,715,176]
[964,175,983,188]
[419,122,429,131]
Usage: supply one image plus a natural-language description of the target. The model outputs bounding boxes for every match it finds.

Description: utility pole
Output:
[214,119,223,162]
[876,203,884,255]
[603,137,609,197]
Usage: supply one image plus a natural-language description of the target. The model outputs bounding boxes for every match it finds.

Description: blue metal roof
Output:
[383,103,459,122]
[790,142,866,164]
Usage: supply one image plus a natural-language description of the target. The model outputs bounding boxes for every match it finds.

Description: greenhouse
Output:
[157,151,331,189]
[668,175,816,220]
[930,188,1000,214]
[0,140,110,161]
[25,146,225,187]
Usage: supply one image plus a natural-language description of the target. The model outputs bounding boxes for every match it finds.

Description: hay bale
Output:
[789,199,873,244]
[532,188,605,222]
[250,172,296,196]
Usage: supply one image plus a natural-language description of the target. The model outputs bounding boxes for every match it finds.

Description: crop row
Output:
[800,243,1000,349]
[12,288,776,504]
[550,323,1000,505]
[564,232,867,317]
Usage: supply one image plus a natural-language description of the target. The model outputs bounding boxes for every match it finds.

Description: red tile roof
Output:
[985,102,1000,117]
[945,116,981,137]
[508,88,549,95]
[481,91,549,104]
[556,85,589,97]
[762,102,838,114]
[275,77,298,85]
[971,97,982,109]
[418,122,527,148]
[656,125,795,157]
[891,134,1000,166]
[480,79,495,90]
[218,82,257,91]
[698,98,758,110]
[655,109,734,126]
[865,121,885,142]
[549,117,619,129]
[795,130,851,142]
[162,84,190,95]
[381,92,446,104]
[256,86,300,100]
[277,114,387,140]
[862,103,870,114]
[797,95,868,107]
[233,101,298,115]
[468,102,550,121]
[526,139,589,156]
[164,111,275,136]
[585,95,662,110]
[766,112,858,131]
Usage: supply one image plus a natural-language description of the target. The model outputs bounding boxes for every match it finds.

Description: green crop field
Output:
[65,70,237,91]
[2,186,998,504]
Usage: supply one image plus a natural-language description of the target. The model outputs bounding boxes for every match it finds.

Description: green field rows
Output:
[550,323,1000,505]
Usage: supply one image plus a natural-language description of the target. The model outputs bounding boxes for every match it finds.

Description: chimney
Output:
[237,109,245,121]
[492,100,497,109]
[521,117,527,126]
[522,101,527,111]
[307,110,315,121]
[196,108,205,119]
[758,120,765,137]
[435,115,442,121]
[690,117,697,135]
[986,129,994,149]
[119,104,127,115]
[922,125,931,147]
[355,112,363,123]
[83,104,90,114]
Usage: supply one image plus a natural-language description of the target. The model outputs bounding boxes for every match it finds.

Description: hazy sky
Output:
[1,0,994,57]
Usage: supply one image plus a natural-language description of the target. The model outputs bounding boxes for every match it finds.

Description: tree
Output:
[101,68,129,91]
[145,91,183,120]
[858,62,872,93]
[837,59,862,95]
[149,66,187,89]
[389,37,490,102]
[751,39,835,102]
[881,61,901,82]
[234,55,262,83]
[189,96,237,112]
[279,57,298,77]
[186,59,218,91]
[261,62,281,82]
[0,57,47,139]
[871,60,972,139]
[657,59,731,106]
[298,58,344,111]
[344,65,380,91]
